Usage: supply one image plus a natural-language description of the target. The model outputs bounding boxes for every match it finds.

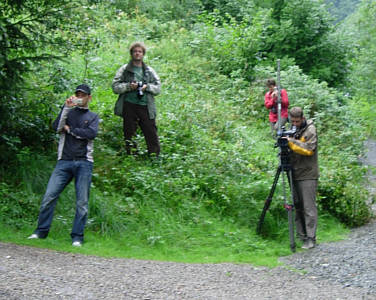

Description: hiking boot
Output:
[301,238,315,249]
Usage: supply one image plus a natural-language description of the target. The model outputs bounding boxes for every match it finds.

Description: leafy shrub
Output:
[0,182,40,228]
[189,9,271,81]
[319,167,371,226]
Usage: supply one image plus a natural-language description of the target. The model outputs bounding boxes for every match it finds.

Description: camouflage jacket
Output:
[112,61,161,119]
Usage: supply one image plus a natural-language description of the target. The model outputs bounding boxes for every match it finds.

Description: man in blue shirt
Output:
[28,84,99,247]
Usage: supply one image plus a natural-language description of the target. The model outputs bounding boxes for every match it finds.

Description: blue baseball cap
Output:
[75,84,91,95]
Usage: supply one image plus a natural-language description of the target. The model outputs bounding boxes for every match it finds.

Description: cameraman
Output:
[264,79,289,135]
[287,107,319,249]
[112,41,161,156]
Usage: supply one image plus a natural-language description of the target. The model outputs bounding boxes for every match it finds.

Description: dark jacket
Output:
[112,61,161,119]
[53,106,99,162]
[288,119,319,180]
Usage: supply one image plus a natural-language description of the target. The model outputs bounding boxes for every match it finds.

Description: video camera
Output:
[276,125,296,168]
[277,126,297,144]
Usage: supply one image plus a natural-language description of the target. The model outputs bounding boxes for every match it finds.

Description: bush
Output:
[0,182,40,228]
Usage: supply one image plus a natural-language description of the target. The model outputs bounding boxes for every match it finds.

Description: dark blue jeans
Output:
[34,160,93,242]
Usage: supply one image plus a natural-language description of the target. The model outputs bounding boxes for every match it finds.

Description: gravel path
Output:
[280,220,376,295]
[1,140,375,300]
[0,240,375,300]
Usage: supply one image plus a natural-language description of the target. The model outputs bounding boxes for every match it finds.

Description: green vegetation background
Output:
[1,0,375,266]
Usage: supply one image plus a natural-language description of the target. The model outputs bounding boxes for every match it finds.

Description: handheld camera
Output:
[137,81,144,98]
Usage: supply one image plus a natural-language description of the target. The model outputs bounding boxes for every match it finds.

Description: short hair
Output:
[289,107,304,118]
[266,79,276,87]
[129,42,146,55]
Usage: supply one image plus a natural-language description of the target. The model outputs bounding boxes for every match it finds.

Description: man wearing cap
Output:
[112,41,161,156]
[28,84,99,247]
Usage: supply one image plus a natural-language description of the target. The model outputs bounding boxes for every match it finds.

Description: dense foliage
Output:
[0,0,374,261]
[0,0,101,164]
[325,0,361,22]
[262,0,350,86]
[341,0,376,136]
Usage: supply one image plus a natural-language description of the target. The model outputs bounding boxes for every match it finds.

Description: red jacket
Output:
[264,89,289,123]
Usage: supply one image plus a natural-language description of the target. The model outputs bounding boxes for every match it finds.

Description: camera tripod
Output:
[256,143,297,252]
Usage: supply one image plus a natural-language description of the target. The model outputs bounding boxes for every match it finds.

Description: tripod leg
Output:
[286,170,296,252]
[256,166,281,234]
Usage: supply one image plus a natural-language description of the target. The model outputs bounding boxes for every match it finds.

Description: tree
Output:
[0,0,87,92]
[325,0,361,23]
[347,0,376,94]
[341,0,376,135]
[264,0,349,86]
[0,0,93,164]
[199,0,257,22]
[108,0,203,24]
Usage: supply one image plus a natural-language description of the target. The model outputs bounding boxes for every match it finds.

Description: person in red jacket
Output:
[264,79,289,135]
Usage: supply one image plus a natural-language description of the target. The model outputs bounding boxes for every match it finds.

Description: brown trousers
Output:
[122,101,160,155]
[292,179,318,241]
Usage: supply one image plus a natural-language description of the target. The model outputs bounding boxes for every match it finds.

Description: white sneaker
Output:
[27,234,39,239]
[72,241,82,247]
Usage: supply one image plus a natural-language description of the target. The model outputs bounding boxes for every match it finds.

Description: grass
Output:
[0,212,349,268]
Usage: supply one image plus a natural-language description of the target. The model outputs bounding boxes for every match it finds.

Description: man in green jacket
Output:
[112,42,161,156]
[287,107,319,249]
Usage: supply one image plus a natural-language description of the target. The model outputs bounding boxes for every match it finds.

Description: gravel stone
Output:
[0,238,375,299]
[280,220,376,296]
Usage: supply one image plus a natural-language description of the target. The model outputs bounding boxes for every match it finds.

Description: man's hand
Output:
[66,96,76,107]
[130,82,147,91]
[63,125,70,133]
[130,82,138,90]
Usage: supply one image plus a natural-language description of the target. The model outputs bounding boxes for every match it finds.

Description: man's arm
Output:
[288,125,317,156]
[69,114,99,140]
[264,92,275,109]
[145,66,161,96]
[53,96,76,132]
[281,89,289,108]
[52,108,64,132]
[112,64,132,95]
